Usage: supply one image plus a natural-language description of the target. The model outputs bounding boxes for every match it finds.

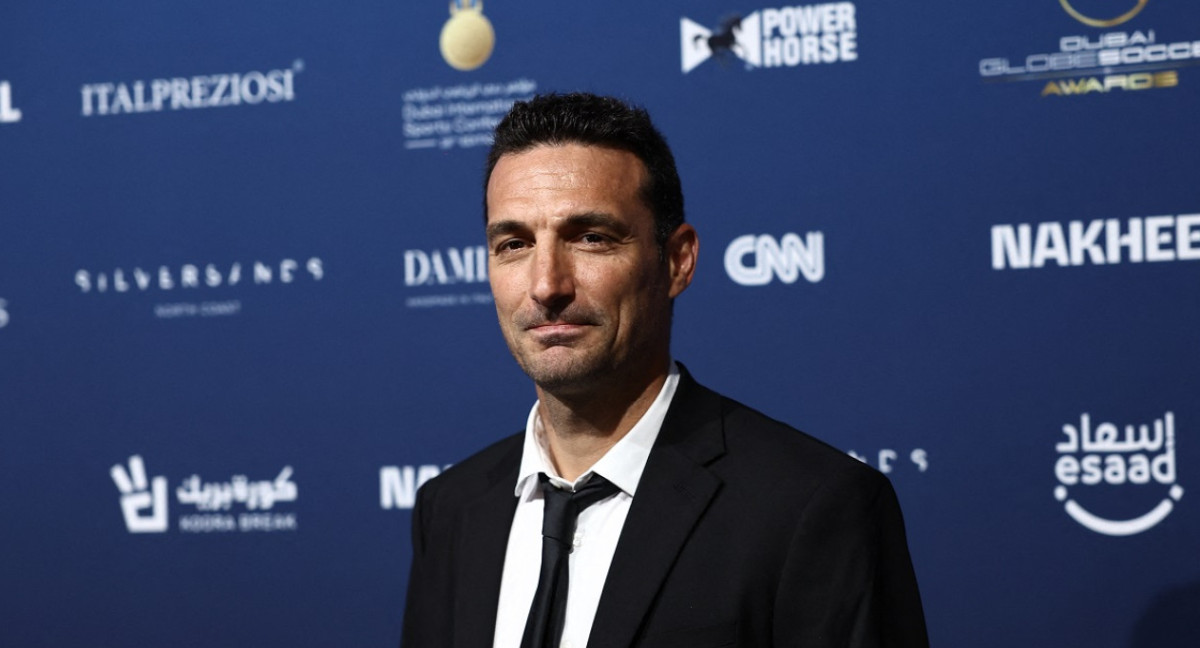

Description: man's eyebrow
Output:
[485,220,528,241]
[485,212,631,241]
[562,212,627,233]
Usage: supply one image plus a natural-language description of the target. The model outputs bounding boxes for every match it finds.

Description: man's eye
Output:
[496,239,527,253]
[580,233,608,245]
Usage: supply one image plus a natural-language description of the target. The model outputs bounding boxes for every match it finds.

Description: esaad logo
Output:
[1054,411,1184,536]
[681,14,763,72]
[1060,0,1147,28]
[0,81,22,123]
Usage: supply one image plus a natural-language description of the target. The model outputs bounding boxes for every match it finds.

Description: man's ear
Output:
[666,224,698,299]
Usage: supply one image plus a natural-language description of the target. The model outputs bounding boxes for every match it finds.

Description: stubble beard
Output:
[505,308,671,399]
[522,352,610,394]
[506,328,617,395]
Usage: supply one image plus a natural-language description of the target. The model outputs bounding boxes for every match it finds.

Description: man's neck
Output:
[535,361,670,482]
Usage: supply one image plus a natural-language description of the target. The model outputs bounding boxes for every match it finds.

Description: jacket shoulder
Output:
[674,375,888,498]
[712,393,904,536]
[722,393,879,479]
[416,431,523,505]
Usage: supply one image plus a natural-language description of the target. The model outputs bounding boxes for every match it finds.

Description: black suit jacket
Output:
[402,368,928,647]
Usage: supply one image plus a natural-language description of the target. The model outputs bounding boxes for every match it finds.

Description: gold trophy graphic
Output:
[440,0,495,71]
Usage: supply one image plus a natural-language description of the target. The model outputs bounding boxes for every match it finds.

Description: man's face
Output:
[485,143,695,394]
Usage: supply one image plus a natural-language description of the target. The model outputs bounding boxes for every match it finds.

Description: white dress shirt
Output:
[492,363,682,648]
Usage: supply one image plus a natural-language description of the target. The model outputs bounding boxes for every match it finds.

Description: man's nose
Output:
[530,244,574,307]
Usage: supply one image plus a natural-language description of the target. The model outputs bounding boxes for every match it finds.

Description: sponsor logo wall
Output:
[1053,412,1182,536]
[682,3,859,73]
[1,2,1196,647]
[440,0,496,71]
[79,63,301,117]
[379,464,450,510]
[402,78,537,151]
[991,214,1200,269]
[724,231,825,285]
[402,245,493,308]
[73,257,324,319]
[111,456,300,534]
[979,0,1199,96]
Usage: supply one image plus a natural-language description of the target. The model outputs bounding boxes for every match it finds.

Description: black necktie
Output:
[520,473,620,648]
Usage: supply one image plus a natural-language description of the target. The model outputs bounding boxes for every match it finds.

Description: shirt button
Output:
[572,531,582,548]
[562,641,574,648]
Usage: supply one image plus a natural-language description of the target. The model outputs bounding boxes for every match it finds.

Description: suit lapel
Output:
[454,440,522,648]
[588,369,726,648]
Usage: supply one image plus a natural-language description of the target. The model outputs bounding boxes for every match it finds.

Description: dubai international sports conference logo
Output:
[1053,411,1184,536]
[400,0,533,152]
[440,0,495,71]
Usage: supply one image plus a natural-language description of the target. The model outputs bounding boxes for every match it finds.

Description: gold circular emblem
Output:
[440,0,495,71]
[1058,0,1148,28]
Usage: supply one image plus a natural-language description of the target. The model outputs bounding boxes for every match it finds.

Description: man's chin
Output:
[518,356,606,395]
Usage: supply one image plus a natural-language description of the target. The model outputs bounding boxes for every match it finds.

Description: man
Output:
[402,93,928,648]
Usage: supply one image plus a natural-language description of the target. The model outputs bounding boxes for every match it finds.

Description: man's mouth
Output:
[525,321,593,343]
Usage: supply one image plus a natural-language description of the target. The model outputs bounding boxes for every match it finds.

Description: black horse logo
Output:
[696,15,746,62]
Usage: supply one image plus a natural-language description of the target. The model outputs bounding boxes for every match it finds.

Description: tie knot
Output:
[538,473,620,545]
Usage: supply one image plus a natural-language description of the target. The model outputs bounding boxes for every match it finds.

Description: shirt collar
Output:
[514,362,682,500]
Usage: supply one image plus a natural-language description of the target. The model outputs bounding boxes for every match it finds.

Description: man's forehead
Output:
[486,144,649,220]
[489,143,644,187]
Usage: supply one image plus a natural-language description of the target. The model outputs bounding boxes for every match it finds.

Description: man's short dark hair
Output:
[484,93,685,252]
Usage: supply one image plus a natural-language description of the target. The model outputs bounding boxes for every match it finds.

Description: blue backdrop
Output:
[2,1,1198,646]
